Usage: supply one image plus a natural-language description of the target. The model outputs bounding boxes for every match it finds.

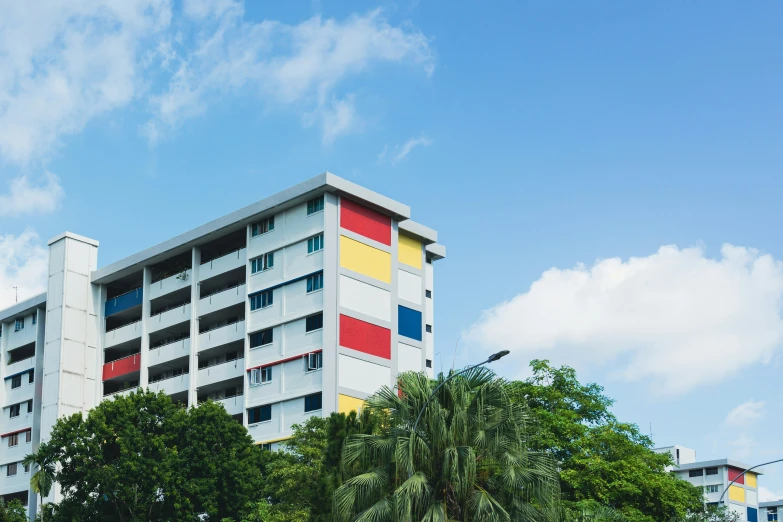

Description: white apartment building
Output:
[0,172,445,518]
[655,446,762,522]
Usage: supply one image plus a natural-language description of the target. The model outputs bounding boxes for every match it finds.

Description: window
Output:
[305,313,323,332]
[8,434,18,447]
[304,392,322,412]
[250,328,273,348]
[306,273,323,293]
[705,467,718,476]
[11,375,21,389]
[27,400,32,413]
[14,318,24,331]
[426,257,432,264]
[769,507,778,522]
[426,290,432,299]
[248,405,272,424]
[9,404,20,418]
[261,443,272,451]
[689,469,703,478]
[250,290,273,311]
[250,367,272,386]
[7,463,17,476]
[251,252,274,273]
[426,324,432,333]
[32,313,37,325]
[251,216,275,237]
[29,370,34,384]
[307,195,324,215]
[25,430,31,443]
[24,463,30,473]
[426,359,432,368]
[704,485,720,494]
[307,234,324,254]
[306,352,323,372]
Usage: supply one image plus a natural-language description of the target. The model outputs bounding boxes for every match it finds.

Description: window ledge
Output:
[306,210,324,218]
[306,249,323,257]
[305,328,323,335]
[248,420,272,426]
[306,289,323,295]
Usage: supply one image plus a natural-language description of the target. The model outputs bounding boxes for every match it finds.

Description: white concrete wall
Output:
[338,354,391,395]
[339,275,391,322]
[398,269,422,305]
[398,343,422,373]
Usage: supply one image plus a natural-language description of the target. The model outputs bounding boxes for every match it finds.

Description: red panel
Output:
[340,315,391,359]
[340,198,391,246]
[102,354,141,381]
[728,467,745,484]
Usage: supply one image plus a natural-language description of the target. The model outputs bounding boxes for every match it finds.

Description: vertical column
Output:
[188,247,201,407]
[0,321,6,413]
[140,267,152,389]
[390,220,400,384]
[29,306,46,520]
[242,225,251,427]
[321,192,339,416]
[40,232,99,504]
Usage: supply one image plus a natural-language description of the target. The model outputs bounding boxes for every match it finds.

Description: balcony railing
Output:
[149,370,189,384]
[105,287,143,317]
[103,386,139,398]
[102,353,141,381]
[106,318,141,334]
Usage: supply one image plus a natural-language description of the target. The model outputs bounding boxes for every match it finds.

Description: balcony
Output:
[0,431,32,466]
[199,248,246,282]
[200,284,245,316]
[6,326,36,351]
[4,377,34,405]
[103,386,139,399]
[217,394,244,416]
[105,287,143,317]
[148,303,191,333]
[102,353,141,381]
[5,357,35,379]
[197,358,244,388]
[0,464,30,496]
[148,338,191,367]
[148,373,190,397]
[104,320,142,348]
[149,270,192,301]
[198,320,245,352]
[3,410,34,436]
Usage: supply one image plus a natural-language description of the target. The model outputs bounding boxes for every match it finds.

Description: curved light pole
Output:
[717,458,783,505]
[408,350,510,478]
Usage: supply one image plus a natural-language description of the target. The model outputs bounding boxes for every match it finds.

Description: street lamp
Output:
[408,350,510,477]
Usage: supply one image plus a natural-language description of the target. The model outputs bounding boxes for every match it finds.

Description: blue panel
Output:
[748,507,757,522]
[105,288,143,317]
[398,305,422,341]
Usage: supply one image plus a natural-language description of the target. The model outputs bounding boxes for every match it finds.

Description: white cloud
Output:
[0,0,172,163]
[377,144,388,163]
[760,486,783,502]
[728,434,757,460]
[725,400,765,427]
[0,173,64,217]
[465,244,783,396]
[392,134,432,164]
[0,230,48,310]
[147,4,433,143]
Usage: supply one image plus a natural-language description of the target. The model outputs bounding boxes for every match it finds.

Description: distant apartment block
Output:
[0,173,445,518]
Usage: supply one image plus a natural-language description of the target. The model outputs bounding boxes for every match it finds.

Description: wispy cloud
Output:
[391,134,432,164]
[725,400,765,427]
[377,144,388,163]
[760,487,783,502]
[0,173,64,217]
[0,230,48,309]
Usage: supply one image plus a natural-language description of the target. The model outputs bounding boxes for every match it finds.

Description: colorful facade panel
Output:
[746,472,757,488]
[340,198,391,246]
[398,234,422,269]
[338,394,365,414]
[728,467,745,485]
[398,305,422,342]
[339,314,391,359]
[339,235,391,284]
[102,354,140,380]
[339,274,391,322]
[397,342,422,373]
[398,269,422,305]
[728,485,745,503]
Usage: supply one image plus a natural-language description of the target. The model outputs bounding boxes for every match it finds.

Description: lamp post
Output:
[717,457,783,505]
[408,350,510,478]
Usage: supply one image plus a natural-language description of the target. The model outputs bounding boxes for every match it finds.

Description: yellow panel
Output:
[728,485,745,503]
[398,234,423,269]
[339,394,365,414]
[746,472,757,488]
[340,235,392,283]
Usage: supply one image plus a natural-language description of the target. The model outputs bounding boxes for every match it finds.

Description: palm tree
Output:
[334,367,559,521]
[23,443,55,522]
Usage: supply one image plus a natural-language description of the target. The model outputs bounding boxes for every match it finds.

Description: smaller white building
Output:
[760,500,783,522]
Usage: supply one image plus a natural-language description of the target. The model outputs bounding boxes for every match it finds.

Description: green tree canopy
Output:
[510,360,703,521]
[0,499,28,522]
[335,368,559,521]
[40,390,269,522]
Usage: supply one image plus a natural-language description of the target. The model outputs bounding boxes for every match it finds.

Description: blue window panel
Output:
[398,305,422,341]
[748,507,758,522]
[105,288,143,317]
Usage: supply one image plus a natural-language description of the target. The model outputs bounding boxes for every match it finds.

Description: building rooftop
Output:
[673,458,763,475]
[0,292,47,322]
[761,501,783,507]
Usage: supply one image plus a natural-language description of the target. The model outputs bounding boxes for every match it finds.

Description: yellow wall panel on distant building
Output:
[339,394,365,414]
[728,485,745,503]
[398,234,423,269]
[340,235,391,283]
[746,472,757,488]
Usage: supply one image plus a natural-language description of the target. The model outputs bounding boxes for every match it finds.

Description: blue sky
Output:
[2,0,783,498]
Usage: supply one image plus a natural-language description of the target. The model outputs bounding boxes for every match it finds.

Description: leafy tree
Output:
[0,499,28,522]
[334,368,559,521]
[510,360,703,522]
[23,443,56,522]
[229,500,309,522]
[40,390,268,522]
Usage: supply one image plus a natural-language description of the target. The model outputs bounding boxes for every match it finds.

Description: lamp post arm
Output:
[717,457,783,505]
